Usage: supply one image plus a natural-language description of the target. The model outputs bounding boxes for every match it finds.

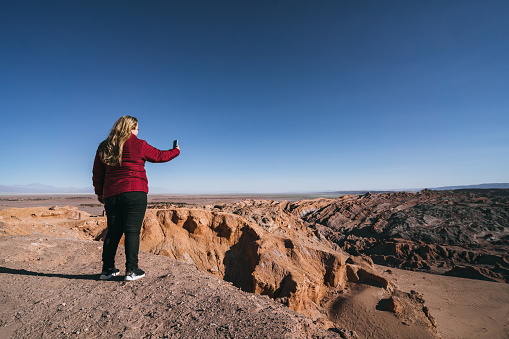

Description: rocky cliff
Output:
[131,206,438,336]
[210,189,509,283]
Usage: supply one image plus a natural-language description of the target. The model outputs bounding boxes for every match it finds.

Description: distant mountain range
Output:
[432,183,509,190]
[0,184,93,194]
[0,183,508,194]
[323,183,509,195]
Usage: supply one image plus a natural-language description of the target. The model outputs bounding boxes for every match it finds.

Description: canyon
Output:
[1,189,508,338]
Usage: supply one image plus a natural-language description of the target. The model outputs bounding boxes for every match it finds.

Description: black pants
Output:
[102,191,147,271]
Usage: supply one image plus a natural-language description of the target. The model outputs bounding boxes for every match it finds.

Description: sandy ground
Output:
[1,234,507,338]
[379,265,509,339]
[0,235,341,339]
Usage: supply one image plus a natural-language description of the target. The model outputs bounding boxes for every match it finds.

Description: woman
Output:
[92,115,180,281]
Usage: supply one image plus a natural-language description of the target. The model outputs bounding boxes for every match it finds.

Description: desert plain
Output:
[0,190,508,338]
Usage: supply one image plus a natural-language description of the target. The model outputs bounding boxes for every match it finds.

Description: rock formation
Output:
[133,207,437,336]
[209,190,509,283]
[0,206,106,240]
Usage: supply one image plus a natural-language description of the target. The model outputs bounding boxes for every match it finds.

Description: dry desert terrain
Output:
[0,191,508,338]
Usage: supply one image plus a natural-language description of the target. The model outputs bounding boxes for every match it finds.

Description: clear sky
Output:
[1,1,508,193]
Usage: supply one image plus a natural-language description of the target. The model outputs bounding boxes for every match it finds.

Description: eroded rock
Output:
[133,207,436,336]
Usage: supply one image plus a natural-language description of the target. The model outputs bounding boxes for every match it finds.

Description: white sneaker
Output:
[100,268,120,280]
[125,268,145,281]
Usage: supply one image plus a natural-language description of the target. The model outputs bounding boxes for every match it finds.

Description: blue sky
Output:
[1,1,508,193]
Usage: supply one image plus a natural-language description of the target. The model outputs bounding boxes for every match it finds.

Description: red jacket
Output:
[92,134,180,199]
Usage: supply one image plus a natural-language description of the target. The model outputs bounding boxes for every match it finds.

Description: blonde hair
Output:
[98,115,138,166]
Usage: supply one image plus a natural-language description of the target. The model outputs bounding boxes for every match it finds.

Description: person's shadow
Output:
[0,266,123,281]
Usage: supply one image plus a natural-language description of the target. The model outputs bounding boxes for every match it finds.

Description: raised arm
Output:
[141,140,180,163]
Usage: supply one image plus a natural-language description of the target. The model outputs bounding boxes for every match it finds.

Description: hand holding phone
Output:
[173,139,179,149]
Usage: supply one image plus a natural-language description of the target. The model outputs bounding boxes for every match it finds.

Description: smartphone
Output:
[173,139,178,148]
